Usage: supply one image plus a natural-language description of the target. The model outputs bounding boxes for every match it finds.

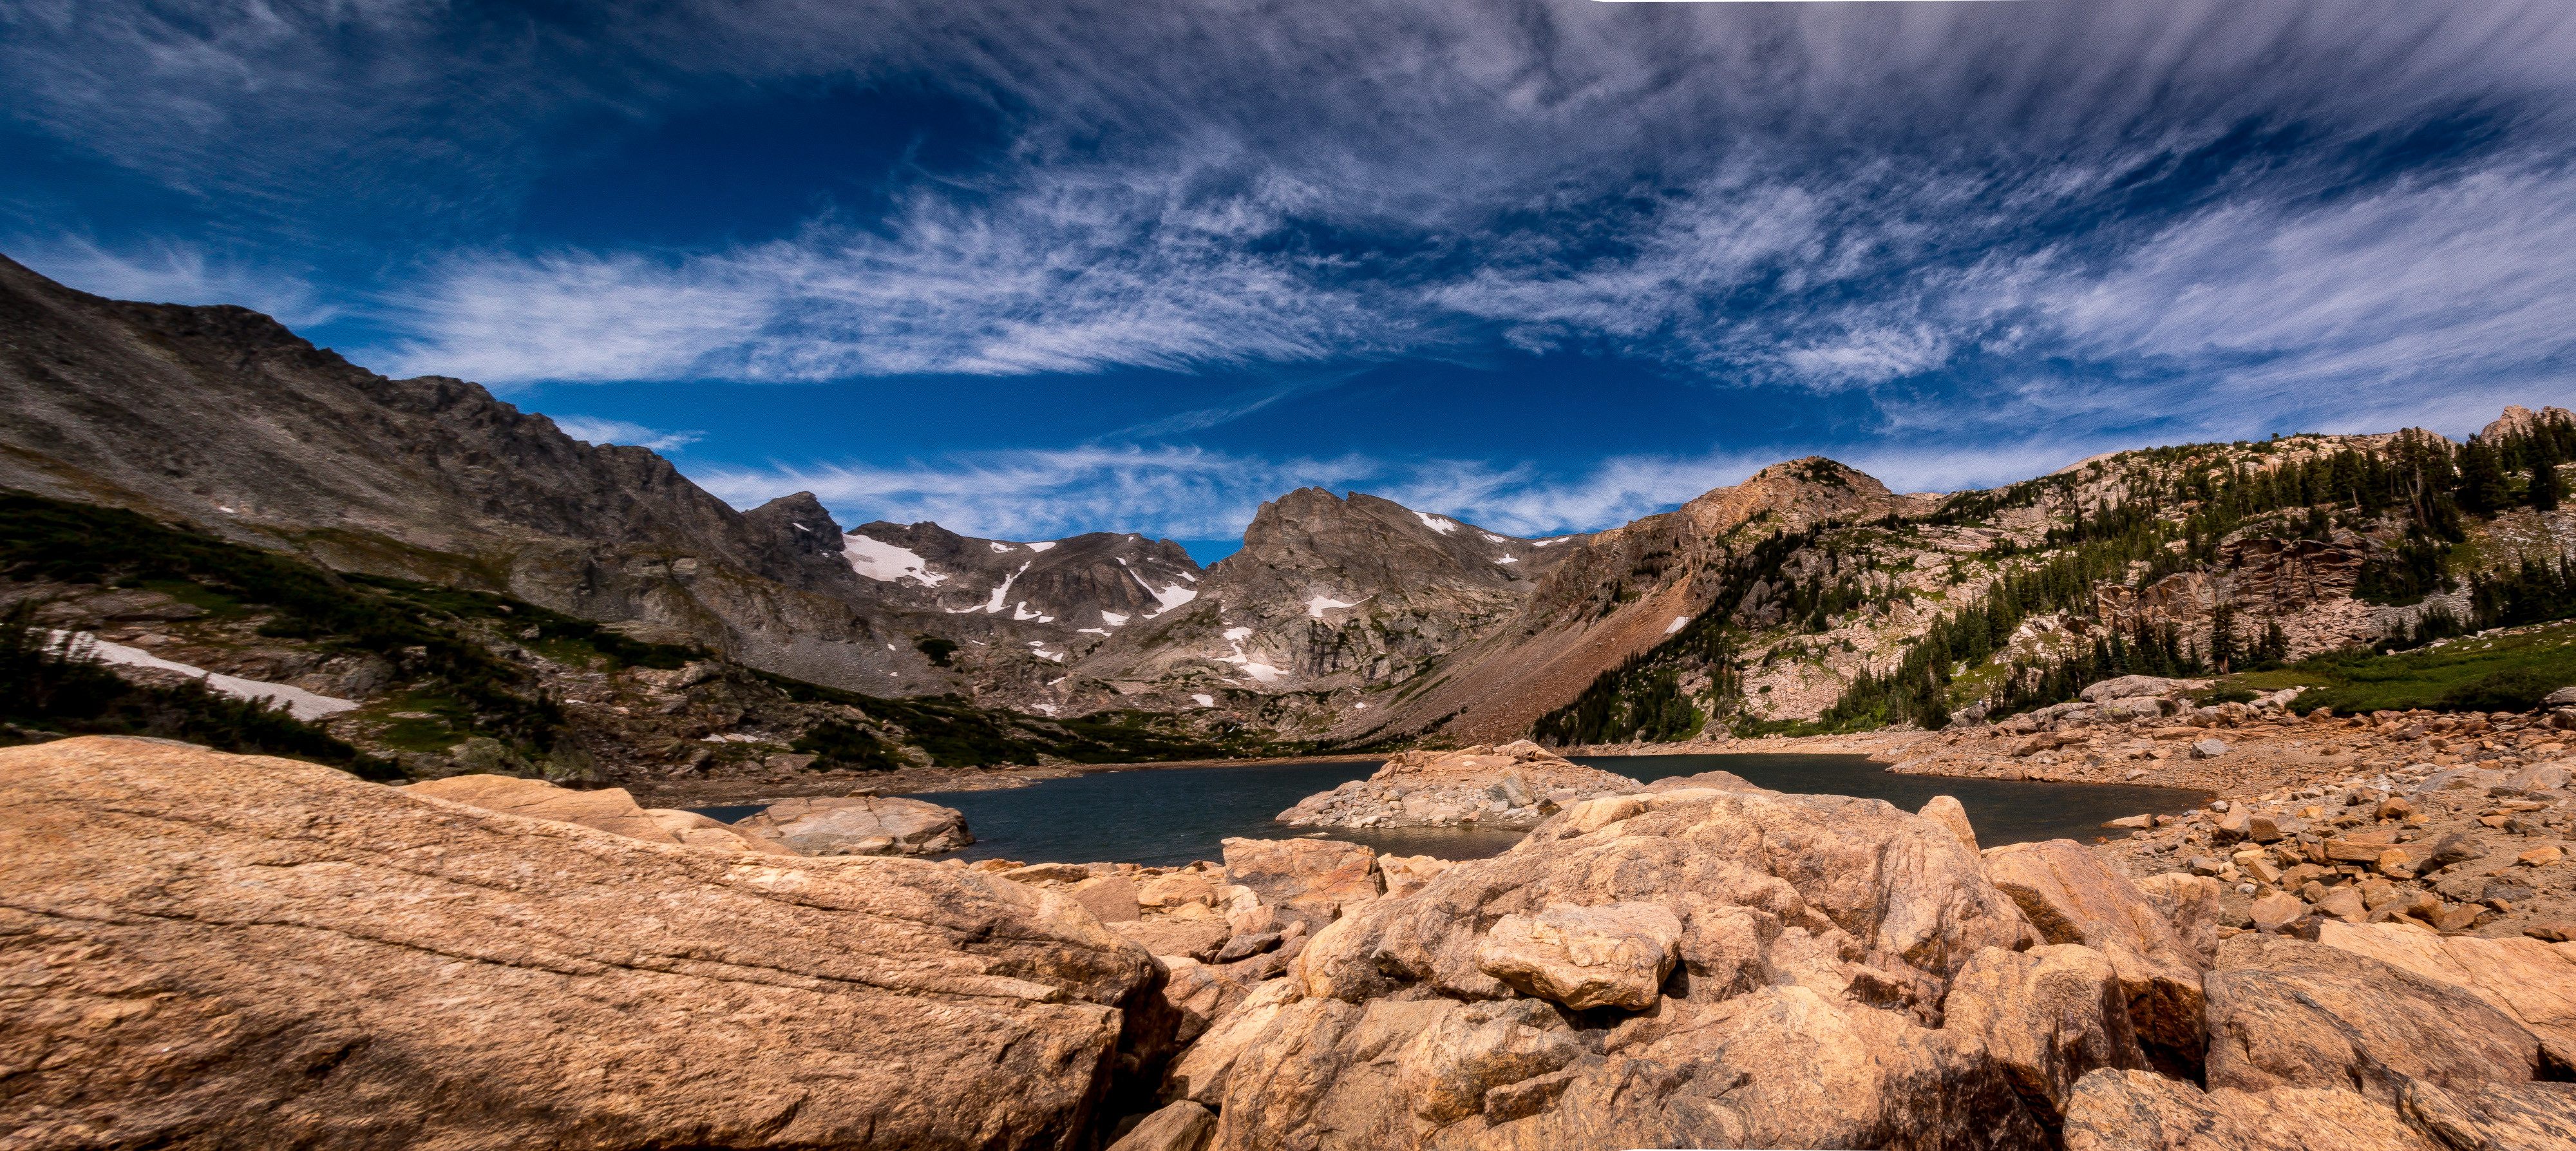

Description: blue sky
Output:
[8,1,2576,564]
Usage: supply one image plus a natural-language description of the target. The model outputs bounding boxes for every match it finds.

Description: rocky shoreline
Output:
[11,734,2576,1150]
[1273,741,1640,830]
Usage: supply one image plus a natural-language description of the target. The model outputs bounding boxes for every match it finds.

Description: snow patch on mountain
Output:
[1128,568,1198,616]
[845,534,947,585]
[1100,610,1128,626]
[1304,595,1367,618]
[1479,532,1508,544]
[1494,555,1518,564]
[1191,694,1214,707]
[1027,540,1057,552]
[1415,511,1457,534]
[64,632,358,720]
[989,541,1014,552]
[1665,615,1690,634]
[952,560,1032,613]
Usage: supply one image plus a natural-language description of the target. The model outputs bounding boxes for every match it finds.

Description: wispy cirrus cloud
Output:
[9,237,341,328]
[548,415,705,453]
[12,0,2576,540]
[691,437,2112,543]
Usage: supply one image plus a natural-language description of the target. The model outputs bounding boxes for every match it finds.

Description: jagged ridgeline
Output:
[0,491,1274,772]
[1536,414,2576,744]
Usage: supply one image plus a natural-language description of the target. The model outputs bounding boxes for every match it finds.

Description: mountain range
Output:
[6,251,2571,777]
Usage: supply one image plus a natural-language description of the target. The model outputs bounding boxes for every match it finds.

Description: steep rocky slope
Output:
[16,252,2576,754]
[1523,414,2576,749]
[1047,489,1587,729]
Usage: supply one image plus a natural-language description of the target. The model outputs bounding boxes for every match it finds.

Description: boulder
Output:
[0,737,1155,1150]
[1378,853,1455,897]
[1071,874,1144,924]
[403,774,680,843]
[1211,982,2047,1150]
[1273,746,1642,830]
[733,794,973,856]
[2314,922,2576,1065]
[2191,737,2229,759]
[2065,1067,2576,1151]
[1638,768,1772,794]
[1148,958,1247,1050]
[2203,934,2556,1097]
[1113,918,1233,962]
[1472,902,1683,1010]
[1942,945,2147,1132]
[1105,1101,1215,1151]
[1137,870,1220,909]
[1218,837,1382,928]
[2131,872,2224,966]
[642,807,799,855]
[1160,978,1304,1106]
[2079,676,2206,702]
[1980,839,2208,1074]
[2063,1069,2447,1150]
[1918,794,1980,851]
[1255,787,2051,1148]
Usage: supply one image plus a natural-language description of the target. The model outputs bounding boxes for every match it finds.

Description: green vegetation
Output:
[752,670,1281,766]
[2233,622,2576,715]
[0,491,649,760]
[789,718,911,771]
[0,602,395,775]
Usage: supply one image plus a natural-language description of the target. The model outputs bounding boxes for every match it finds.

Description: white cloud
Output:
[11,238,341,328]
[546,415,704,452]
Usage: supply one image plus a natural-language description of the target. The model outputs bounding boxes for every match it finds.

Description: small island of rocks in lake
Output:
[1272,740,1644,829]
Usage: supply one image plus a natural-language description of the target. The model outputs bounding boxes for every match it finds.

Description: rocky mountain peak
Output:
[2479,404,2576,442]
[1676,455,1915,537]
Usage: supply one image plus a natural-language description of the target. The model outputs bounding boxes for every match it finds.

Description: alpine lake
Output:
[692,752,2208,868]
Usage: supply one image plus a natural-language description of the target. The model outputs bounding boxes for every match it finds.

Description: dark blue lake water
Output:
[691,753,2206,868]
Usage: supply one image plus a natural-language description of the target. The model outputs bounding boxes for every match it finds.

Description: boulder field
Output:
[8,736,2576,1150]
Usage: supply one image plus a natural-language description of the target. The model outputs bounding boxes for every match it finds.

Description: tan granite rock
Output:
[0,736,1154,1150]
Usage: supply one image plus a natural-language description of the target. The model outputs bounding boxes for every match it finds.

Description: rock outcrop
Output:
[1274,741,1642,830]
[730,794,974,855]
[1980,839,2211,1075]
[0,736,1160,1149]
[1230,785,2049,1148]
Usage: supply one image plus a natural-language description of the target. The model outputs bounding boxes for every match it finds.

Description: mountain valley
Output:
[10,252,2576,790]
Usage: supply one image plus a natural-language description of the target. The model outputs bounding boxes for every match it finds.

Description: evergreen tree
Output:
[2459,441,2512,515]
[2532,440,2562,511]
[2208,600,2238,672]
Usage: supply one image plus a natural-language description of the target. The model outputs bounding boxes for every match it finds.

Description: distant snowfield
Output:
[1128,568,1197,616]
[1416,511,1457,534]
[61,633,359,721]
[845,534,947,585]
[1026,540,1057,552]
[1215,625,1287,683]
[1665,615,1690,634]
[1305,595,1365,618]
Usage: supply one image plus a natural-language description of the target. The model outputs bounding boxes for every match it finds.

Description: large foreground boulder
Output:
[2313,921,2576,1067]
[2204,934,2560,1096]
[1227,786,2051,1149]
[2064,1067,2576,1150]
[1981,839,2209,1075]
[0,737,1154,1149]
[402,773,681,842]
